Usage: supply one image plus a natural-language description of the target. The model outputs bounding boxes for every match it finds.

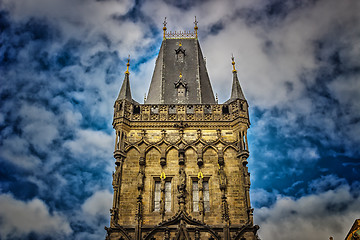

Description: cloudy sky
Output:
[0,0,359,239]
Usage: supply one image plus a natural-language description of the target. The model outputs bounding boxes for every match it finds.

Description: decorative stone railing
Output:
[164,30,196,39]
[113,100,248,123]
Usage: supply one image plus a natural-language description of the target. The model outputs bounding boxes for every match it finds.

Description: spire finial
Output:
[125,55,130,74]
[163,17,167,39]
[179,72,182,78]
[194,16,198,39]
[231,54,237,73]
[216,93,218,103]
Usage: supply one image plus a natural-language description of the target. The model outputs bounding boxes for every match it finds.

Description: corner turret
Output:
[227,55,246,103]
[116,56,133,102]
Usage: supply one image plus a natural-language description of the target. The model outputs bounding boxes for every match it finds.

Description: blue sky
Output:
[0,0,359,239]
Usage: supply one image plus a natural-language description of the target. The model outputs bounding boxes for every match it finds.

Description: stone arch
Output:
[184,144,197,153]
[165,145,178,154]
[145,145,161,155]
[202,145,218,154]
[223,145,237,153]
[143,211,221,240]
[125,145,140,153]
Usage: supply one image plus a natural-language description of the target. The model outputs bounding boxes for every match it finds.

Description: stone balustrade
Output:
[113,100,248,122]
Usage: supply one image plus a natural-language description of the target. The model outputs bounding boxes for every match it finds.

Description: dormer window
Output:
[177,85,186,97]
[175,43,186,63]
[174,73,188,98]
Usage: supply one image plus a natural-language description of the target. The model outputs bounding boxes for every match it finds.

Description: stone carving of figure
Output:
[112,166,120,187]
[112,171,116,186]
[160,177,166,214]
[137,171,144,190]
[245,171,251,186]
[178,168,186,193]
[198,177,203,191]
[219,168,227,190]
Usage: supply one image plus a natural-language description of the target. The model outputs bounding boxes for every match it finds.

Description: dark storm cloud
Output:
[0,6,126,238]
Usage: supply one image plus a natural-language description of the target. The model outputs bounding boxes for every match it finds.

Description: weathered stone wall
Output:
[106,99,258,240]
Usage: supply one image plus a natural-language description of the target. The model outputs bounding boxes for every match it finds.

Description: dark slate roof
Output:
[116,72,132,101]
[226,71,246,103]
[146,38,216,104]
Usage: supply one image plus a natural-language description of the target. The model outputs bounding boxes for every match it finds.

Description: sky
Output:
[0,0,359,239]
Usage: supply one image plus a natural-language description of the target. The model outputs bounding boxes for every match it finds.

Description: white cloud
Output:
[82,190,112,217]
[0,194,72,239]
[255,183,360,240]
[64,129,113,159]
[0,135,41,169]
[19,104,59,150]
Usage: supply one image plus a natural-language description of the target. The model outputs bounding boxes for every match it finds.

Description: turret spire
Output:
[228,55,246,102]
[117,55,132,101]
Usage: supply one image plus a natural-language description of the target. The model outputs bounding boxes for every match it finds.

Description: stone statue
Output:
[178,168,186,193]
[137,171,144,190]
[219,168,227,190]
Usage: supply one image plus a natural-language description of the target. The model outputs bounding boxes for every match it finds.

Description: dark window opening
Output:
[240,103,244,111]
[133,105,140,114]
[222,105,229,114]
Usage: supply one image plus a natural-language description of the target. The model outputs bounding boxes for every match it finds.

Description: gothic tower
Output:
[105,18,259,240]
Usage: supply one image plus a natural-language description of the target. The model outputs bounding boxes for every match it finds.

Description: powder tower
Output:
[105,18,259,240]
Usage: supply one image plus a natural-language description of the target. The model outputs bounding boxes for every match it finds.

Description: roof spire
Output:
[125,55,130,74]
[228,55,246,102]
[194,16,198,39]
[163,17,167,40]
[117,55,132,101]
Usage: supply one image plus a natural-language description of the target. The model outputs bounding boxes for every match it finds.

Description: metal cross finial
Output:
[163,17,167,39]
[194,16,198,39]
[231,54,237,73]
[125,55,130,74]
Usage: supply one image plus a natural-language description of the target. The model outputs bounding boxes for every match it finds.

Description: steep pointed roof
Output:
[116,58,132,101]
[146,22,215,104]
[227,56,246,102]
[146,38,215,104]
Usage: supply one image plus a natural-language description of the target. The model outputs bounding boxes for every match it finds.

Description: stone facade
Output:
[105,20,259,240]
